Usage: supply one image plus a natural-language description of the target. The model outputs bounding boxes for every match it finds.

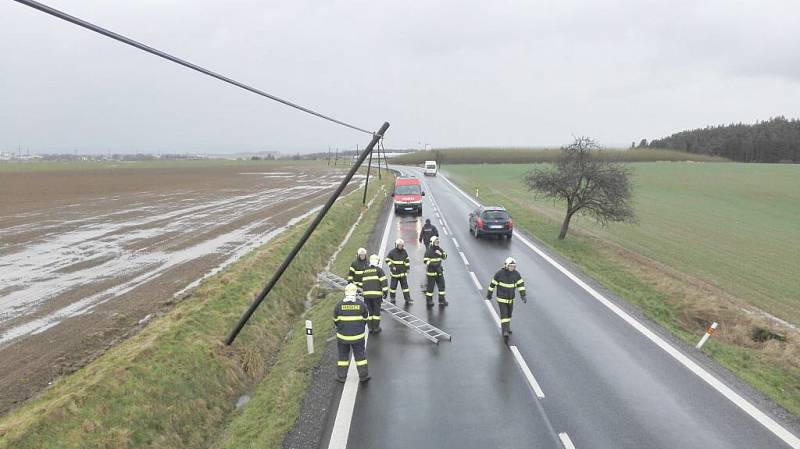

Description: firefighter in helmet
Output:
[486,257,527,344]
[333,283,370,382]
[423,235,448,308]
[385,238,412,304]
[348,247,369,287]
[361,254,389,333]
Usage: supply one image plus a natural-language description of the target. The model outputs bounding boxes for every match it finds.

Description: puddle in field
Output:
[0,175,352,346]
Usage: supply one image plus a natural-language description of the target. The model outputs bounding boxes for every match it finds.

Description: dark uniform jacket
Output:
[333,298,369,341]
[385,248,411,277]
[348,258,369,286]
[361,266,389,299]
[419,223,439,245]
[488,268,526,303]
[423,245,447,274]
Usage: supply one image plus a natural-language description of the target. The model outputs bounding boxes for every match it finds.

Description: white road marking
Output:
[469,271,483,290]
[442,226,450,236]
[327,204,394,449]
[452,238,460,249]
[510,345,546,399]
[483,300,501,328]
[439,173,800,448]
[558,433,577,449]
[459,251,470,266]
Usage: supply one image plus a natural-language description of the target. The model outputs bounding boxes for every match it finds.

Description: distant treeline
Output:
[647,117,800,163]
[392,147,727,165]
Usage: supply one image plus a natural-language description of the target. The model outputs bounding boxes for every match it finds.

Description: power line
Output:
[12,0,374,135]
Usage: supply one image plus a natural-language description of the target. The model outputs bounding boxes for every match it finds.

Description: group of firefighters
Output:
[332,217,527,382]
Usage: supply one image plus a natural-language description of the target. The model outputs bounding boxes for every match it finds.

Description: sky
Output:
[2,0,799,154]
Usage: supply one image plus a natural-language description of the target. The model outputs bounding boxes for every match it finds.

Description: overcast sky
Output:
[2,0,799,154]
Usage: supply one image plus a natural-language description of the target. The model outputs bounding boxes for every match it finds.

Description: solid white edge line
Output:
[439,173,800,448]
[510,345,546,399]
[459,251,470,266]
[442,226,450,236]
[469,271,483,290]
[452,238,460,249]
[558,432,577,449]
[483,299,501,329]
[327,202,394,449]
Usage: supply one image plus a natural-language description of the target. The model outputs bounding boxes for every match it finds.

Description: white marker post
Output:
[696,322,718,349]
[476,187,479,198]
[306,320,314,354]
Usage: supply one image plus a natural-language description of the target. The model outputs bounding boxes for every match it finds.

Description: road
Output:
[326,166,799,449]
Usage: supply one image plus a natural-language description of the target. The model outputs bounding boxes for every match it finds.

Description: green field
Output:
[444,162,800,414]
[393,147,728,165]
[447,162,800,323]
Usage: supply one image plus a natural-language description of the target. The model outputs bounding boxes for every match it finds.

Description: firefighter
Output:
[423,235,448,308]
[348,247,369,287]
[418,218,439,249]
[486,257,527,344]
[333,283,370,382]
[361,254,389,333]
[385,238,412,304]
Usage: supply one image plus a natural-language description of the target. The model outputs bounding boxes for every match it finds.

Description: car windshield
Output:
[426,164,436,169]
[482,210,508,220]
[395,185,421,195]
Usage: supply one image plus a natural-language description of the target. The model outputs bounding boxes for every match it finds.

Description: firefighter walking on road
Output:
[423,236,448,308]
[385,238,413,304]
[419,218,439,249]
[362,254,389,333]
[486,257,527,344]
[348,247,369,287]
[333,283,370,382]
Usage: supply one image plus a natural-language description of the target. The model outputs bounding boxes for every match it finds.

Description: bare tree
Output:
[523,137,636,240]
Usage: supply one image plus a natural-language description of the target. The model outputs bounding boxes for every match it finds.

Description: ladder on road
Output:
[317,271,452,345]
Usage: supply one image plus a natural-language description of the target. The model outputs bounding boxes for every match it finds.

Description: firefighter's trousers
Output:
[498,300,514,336]
[425,272,446,304]
[364,297,382,332]
[389,274,411,301]
[337,338,368,380]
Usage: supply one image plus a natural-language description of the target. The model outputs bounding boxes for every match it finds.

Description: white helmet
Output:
[395,238,405,248]
[369,254,380,266]
[357,247,367,258]
[345,283,358,299]
[430,235,439,245]
[505,257,517,269]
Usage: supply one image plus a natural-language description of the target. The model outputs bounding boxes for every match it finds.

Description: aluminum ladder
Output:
[317,271,452,345]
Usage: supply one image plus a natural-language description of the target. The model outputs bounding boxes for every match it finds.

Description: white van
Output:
[424,160,438,176]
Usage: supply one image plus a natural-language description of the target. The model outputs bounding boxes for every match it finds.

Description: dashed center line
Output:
[458,251,469,265]
[452,238,460,249]
[510,345,546,399]
[469,271,483,290]
[559,433,577,449]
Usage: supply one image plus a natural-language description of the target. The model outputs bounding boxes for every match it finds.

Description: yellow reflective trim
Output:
[390,273,407,278]
[362,275,380,281]
[518,286,526,291]
[487,286,495,292]
[355,359,368,366]
[426,272,439,276]
[370,316,382,321]
[496,281,516,288]
[402,289,410,292]
[497,297,514,304]
[500,318,512,323]
[335,315,367,322]
[490,279,498,285]
[337,333,366,341]
[516,279,525,285]
[337,361,350,366]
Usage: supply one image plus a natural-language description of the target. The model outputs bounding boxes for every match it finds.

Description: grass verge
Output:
[0,175,392,449]
[210,177,388,449]
[445,164,800,416]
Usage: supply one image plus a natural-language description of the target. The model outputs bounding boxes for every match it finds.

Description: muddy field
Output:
[0,162,360,415]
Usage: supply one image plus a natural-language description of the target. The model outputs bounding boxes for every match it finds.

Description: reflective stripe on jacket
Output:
[385,248,410,276]
[348,258,369,286]
[333,298,369,341]
[487,268,526,302]
[361,266,389,298]
[423,246,447,273]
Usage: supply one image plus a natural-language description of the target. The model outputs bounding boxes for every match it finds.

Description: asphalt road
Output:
[328,166,799,449]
